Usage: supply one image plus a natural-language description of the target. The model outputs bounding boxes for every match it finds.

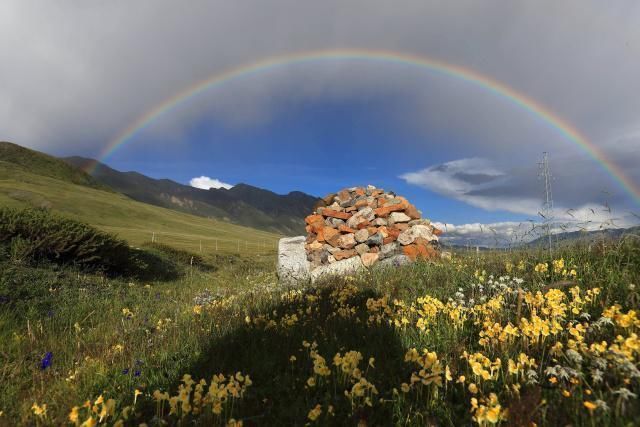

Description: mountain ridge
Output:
[63,156,319,235]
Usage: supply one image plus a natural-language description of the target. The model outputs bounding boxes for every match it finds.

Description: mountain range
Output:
[1,141,318,235]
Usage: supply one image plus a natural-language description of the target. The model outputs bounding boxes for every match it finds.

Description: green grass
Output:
[1,234,638,426]
[0,162,280,255]
[0,142,105,190]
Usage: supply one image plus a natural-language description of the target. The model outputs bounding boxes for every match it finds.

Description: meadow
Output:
[0,161,281,254]
[1,207,638,426]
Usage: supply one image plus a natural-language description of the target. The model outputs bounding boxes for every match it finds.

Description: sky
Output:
[1,1,639,245]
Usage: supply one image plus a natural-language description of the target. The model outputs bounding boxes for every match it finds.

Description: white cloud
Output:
[400,158,541,215]
[433,207,639,247]
[189,176,233,190]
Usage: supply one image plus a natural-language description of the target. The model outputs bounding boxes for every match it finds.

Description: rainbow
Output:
[94,48,640,204]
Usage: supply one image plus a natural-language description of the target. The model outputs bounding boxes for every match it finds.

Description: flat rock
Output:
[277,236,310,284]
[361,252,379,267]
[397,224,437,246]
[311,256,364,283]
[374,254,411,269]
[355,243,370,256]
[337,233,357,249]
[389,212,411,223]
[354,228,369,243]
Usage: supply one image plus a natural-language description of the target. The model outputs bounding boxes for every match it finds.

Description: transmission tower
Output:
[538,152,554,253]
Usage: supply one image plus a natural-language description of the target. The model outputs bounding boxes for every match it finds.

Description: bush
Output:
[0,207,132,274]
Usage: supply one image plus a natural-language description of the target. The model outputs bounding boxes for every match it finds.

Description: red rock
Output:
[323,227,340,244]
[322,209,352,220]
[377,198,387,207]
[387,228,401,239]
[305,214,324,224]
[374,204,406,218]
[355,199,369,209]
[334,249,357,260]
[345,206,358,212]
[433,227,443,236]
[367,226,378,236]
[383,236,397,245]
[403,243,437,261]
[354,187,365,196]
[376,226,388,238]
[372,189,384,196]
[338,224,356,234]
[405,204,421,219]
[357,220,371,230]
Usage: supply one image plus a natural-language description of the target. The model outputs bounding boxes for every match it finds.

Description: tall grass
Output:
[0,235,638,426]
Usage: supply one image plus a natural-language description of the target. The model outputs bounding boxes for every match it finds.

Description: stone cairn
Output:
[307,185,440,265]
[277,185,442,284]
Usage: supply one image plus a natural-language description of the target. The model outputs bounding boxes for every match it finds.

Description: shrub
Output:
[0,207,132,274]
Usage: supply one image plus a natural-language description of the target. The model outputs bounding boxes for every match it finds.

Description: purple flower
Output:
[40,352,53,370]
[134,369,141,377]
[122,368,129,375]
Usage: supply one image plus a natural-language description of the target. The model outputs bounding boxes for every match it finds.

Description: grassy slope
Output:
[1,239,639,425]
[0,161,280,254]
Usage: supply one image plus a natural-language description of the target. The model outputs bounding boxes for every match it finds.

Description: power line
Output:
[538,152,554,254]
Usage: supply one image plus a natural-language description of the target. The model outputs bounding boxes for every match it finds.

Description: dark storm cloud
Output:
[1,0,638,213]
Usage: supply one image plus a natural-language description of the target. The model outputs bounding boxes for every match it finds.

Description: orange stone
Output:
[357,220,371,230]
[305,214,324,225]
[405,204,421,219]
[338,224,356,234]
[334,249,357,260]
[355,199,369,209]
[403,243,437,261]
[383,236,397,245]
[322,209,352,220]
[374,204,405,218]
[354,187,366,196]
[345,206,358,212]
[323,227,340,243]
[367,226,378,236]
[433,227,443,236]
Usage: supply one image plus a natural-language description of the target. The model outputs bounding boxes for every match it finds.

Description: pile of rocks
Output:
[305,185,441,269]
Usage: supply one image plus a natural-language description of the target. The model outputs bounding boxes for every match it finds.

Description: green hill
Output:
[0,141,106,190]
[0,145,280,255]
[64,156,319,235]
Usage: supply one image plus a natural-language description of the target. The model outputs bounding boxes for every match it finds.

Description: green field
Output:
[0,161,280,255]
[1,155,639,426]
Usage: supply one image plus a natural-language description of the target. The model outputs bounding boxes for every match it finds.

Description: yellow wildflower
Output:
[583,401,597,413]
[308,404,322,421]
[31,403,47,417]
[69,406,80,423]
